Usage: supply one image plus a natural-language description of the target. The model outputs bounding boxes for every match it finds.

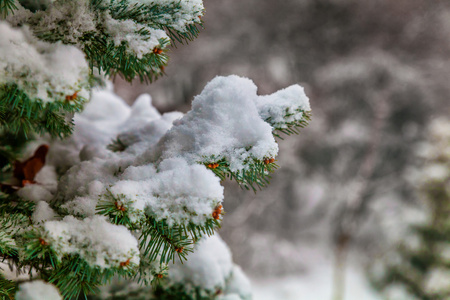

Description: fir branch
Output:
[139,217,195,265]
[162,22,203,45]
[19,229,137,300]
[48,256,134,300]
[0,213,26,258]
[20,230,60,270]
[0,83,87,139]
[80,33,169,82]
[98,191,220,265]
[204,157,279,192]
[27,0,201,81]
[106,138,127,152]
[185,219,219,243]
[134,259,168,288]
[139,216,218,265]
[0,273,16,300]
[96,190,144,229]
[105,0,204,45]
[0,0,17,17]
[269,109,312,139]
[153,283,216,300]
[0,194,35,219]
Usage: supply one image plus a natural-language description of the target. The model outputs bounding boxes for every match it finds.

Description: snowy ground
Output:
[251,265,381,300]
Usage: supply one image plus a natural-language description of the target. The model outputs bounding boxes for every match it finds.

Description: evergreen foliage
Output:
[0,83,87,138]
[373,118,450,300]
[205,157,279,192]
[0,274,16,300]
[0,0,17,17]
[0,1,311,299]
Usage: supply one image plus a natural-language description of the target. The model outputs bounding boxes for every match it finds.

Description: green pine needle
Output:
[96,190,144,229]
[204,157,279,192]
[0,0,17,17]
[0,273,16,300]
[139,217,219,265]
[0,84,87,139]
[48,256,133,300]
[107,138,127,152]
[270,109,312,139]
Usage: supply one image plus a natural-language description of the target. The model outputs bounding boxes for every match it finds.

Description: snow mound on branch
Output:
[255,84,310,130]
[53,75,310,228]
[168,235,251,299]
[0,21,89,102]
[38,76,309,275]
[51,88,185,220]
[150,75,280,171]
[43,216,140,269]
[32,201,57,223]
[15,280,62,300]
[224,266,252,299]
[110,157,223,226]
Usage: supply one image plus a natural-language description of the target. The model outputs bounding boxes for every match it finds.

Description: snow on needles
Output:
[109,157,223,226]
[4,0,204,78]
[129,0,204,31]
[23,75,309,274]
[41,216,140,269]
[0,21,89,102]
[152,75,280,172]
[104,16,169,58]
[255,84,310,130]
[150,75,310,172]
[168,235,251,299]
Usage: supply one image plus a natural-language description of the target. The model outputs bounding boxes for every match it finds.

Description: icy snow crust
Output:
[19,76,309,276]
[0,22,89,102]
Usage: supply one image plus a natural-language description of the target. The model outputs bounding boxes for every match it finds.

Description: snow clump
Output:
[15,280,62,300]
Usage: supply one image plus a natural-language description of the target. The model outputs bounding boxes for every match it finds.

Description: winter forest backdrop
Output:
[114,0,450,299]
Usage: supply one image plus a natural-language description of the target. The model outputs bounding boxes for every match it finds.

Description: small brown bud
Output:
[115,201,126,212]
[65,91,78,101]
[120,258,131,267]
[212,205,223,220]
[153,47,163,54]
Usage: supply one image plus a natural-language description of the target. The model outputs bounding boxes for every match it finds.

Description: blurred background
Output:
[114,1,450,299]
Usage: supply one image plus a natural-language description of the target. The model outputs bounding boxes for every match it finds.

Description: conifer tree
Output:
[0,0,311,299]
[373,118,450,300]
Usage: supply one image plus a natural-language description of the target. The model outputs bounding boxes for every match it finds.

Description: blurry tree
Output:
[372,118,450,300]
